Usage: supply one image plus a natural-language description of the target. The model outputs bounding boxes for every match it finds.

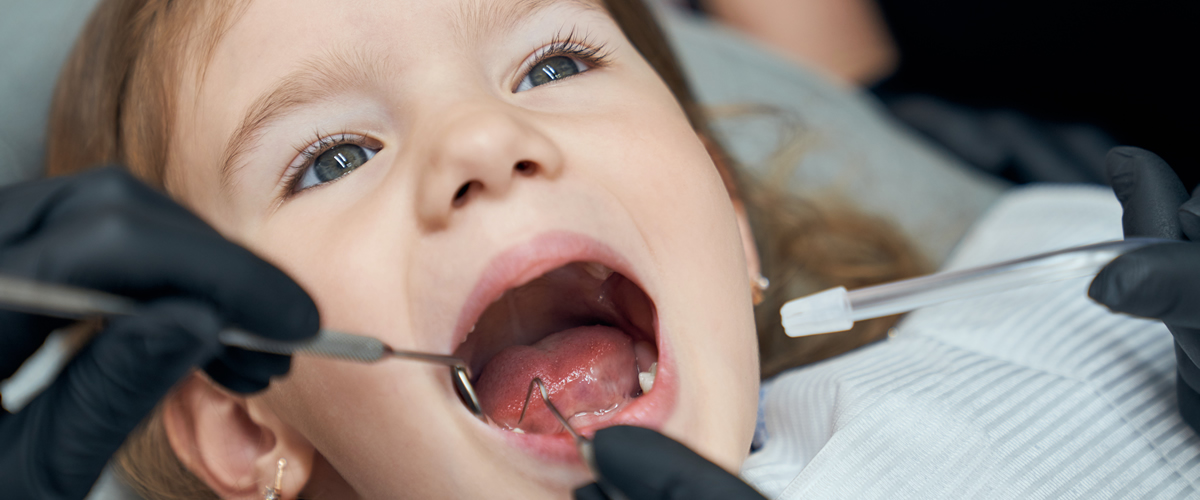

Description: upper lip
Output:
[451,231,645,355]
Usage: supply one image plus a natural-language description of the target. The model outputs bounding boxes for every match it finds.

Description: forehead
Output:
[190,0,608,110]
[210,0,606,61]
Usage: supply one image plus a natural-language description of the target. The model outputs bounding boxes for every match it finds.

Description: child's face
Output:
[167,0,759,496]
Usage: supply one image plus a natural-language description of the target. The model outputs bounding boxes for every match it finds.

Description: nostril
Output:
[451,162,535,209]
[515,161,536,175]
[452,182,473,207]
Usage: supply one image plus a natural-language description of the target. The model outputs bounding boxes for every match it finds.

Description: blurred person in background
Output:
[688,0,1199,190]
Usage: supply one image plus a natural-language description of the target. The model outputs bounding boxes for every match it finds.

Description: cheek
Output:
[572,82,760,462]
[571,77,732,224]
[240,201,472,492]
[248,193,425,348]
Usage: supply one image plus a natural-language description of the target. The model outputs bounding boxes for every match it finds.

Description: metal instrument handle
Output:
[218,328,388,363]
[0,274,393,363]
[0,273,480,371]
[0,274,138,319]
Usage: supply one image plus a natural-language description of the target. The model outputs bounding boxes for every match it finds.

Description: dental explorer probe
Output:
[781,238,1174,337]
[0,273,486,419]
[518,378,630,500]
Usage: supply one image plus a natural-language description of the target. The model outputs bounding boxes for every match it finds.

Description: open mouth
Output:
[454,261,659,435]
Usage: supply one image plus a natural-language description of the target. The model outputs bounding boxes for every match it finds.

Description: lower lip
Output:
[489,318,676,464]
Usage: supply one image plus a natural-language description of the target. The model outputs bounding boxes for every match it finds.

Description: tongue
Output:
[475,325,638,433]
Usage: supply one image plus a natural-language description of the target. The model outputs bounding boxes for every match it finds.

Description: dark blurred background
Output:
[692,0,1199,190]
[875,0,1198,190]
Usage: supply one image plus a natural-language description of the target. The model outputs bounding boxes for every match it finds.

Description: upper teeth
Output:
[584,262,615,281]
[638,362,657,394]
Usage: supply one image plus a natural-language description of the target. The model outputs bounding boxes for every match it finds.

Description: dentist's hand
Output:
[0,167,319,500]
[1088,147,1200,432]
[574,426,768,500]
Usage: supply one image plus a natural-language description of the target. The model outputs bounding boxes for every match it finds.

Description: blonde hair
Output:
[46,0,925,497]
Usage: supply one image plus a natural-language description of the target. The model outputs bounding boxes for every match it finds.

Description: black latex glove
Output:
[0,167,319,499]
[1088,147,1200,432]
[573,426,768,500]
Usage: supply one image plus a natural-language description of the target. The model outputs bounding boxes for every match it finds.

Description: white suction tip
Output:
[781,286,853,337]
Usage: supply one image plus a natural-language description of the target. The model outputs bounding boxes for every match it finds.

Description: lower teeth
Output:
[638,362,658,394]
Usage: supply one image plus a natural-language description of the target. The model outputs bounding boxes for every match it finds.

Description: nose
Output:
[415,105,564,228]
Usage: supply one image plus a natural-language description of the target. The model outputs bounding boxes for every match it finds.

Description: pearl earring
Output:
[751,274,770,306]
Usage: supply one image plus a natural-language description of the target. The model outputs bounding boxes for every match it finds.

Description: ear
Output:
[700,133,763,287]
[163,373,315,500]
[732,199,763,287]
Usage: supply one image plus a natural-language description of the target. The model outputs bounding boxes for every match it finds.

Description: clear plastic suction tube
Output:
[782,238,1173,337]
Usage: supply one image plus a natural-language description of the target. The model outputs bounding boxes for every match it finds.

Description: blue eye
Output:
[515,55,589,92]
[295,142,378,191]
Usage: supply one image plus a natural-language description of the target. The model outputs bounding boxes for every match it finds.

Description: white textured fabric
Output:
[742,185,1200,499]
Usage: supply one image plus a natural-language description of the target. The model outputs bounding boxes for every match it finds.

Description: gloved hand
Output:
[0,167,319,500]
[1088,147,1200,432]
[573,426,768,500]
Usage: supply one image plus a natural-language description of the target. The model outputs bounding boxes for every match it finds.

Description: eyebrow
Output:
[453,0,606,45]
[218,48,391,190]
[218,0,606,190]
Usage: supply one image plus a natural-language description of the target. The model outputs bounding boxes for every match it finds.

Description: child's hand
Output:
[1088,146,1200,431]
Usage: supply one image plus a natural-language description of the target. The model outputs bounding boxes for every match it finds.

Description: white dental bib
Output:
[743,185,1198,499]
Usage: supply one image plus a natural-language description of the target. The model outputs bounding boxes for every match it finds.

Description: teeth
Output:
[469,324,476,333]
[511,428,525,434]
[583,262,615,281]
[638,362,657,394]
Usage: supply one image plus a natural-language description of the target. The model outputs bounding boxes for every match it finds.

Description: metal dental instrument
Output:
[782,237,1175,337]
[518,378,629,500]
[0,273,486,421]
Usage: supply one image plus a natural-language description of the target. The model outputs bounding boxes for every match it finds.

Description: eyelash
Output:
[282,132,375,195]
[279,32,612,198]
[514,29,613,91]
